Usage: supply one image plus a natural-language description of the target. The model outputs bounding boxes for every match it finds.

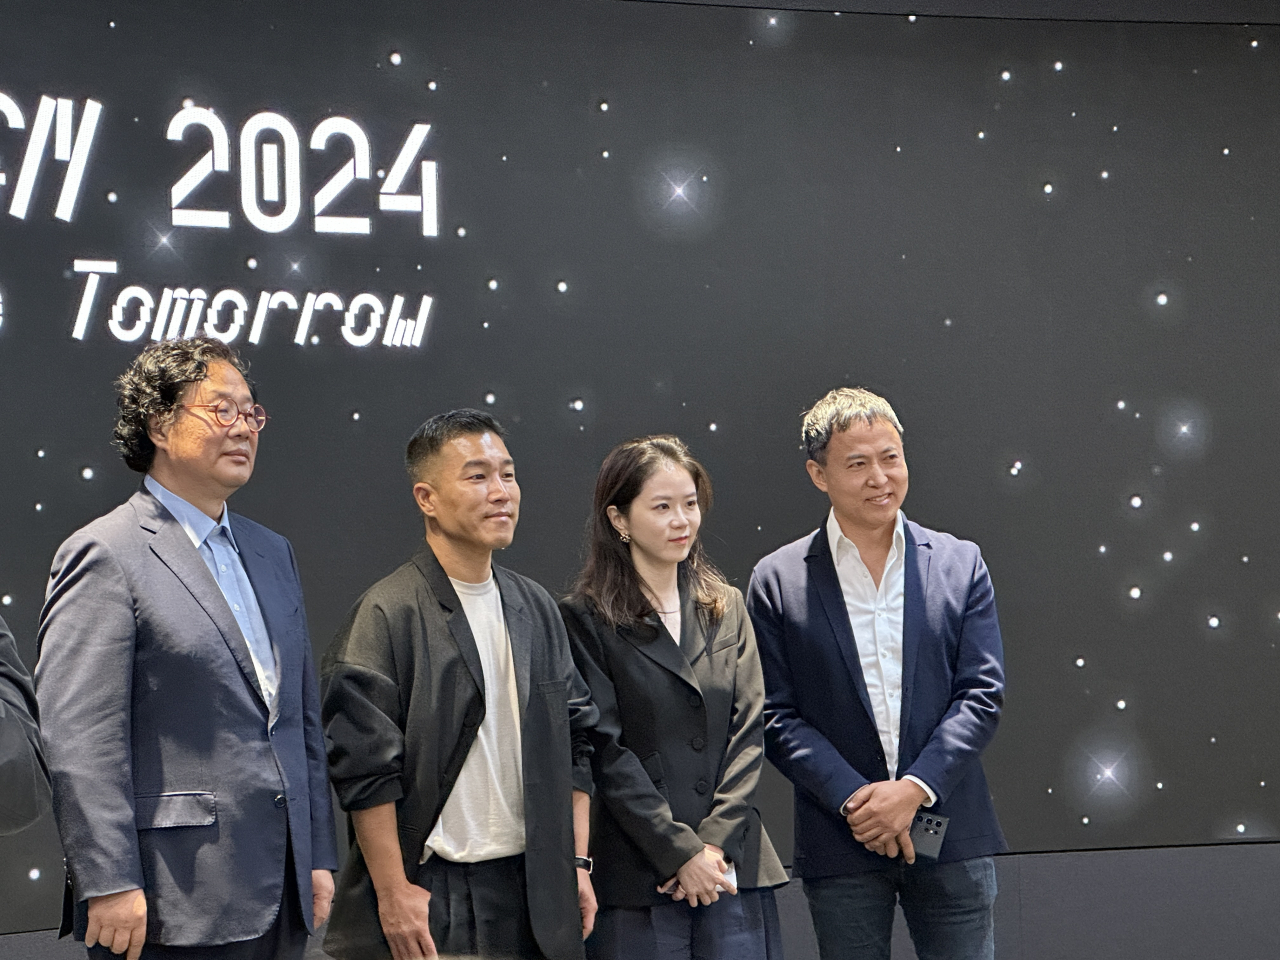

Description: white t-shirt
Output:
[423,574,526,862]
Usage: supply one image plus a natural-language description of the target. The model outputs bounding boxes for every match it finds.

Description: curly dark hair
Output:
[113,337,254,473]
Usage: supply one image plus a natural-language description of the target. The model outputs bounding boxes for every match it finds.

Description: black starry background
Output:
[2,0,1280,924]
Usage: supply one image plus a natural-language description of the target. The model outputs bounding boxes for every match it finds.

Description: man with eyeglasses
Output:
[36,337,337,960]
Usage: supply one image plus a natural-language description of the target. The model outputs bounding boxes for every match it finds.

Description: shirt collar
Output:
[826,507,905,566]
[144,474,238,553]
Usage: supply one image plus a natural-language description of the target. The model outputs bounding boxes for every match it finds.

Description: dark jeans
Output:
[587,887,783,960]
[415,852,543,959]
[803,856,997,960]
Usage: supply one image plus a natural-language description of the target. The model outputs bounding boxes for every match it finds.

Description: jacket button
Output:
[695,779,709,795]
[687,694,700,708]
[274,794,287,808]
[691,737,706,751]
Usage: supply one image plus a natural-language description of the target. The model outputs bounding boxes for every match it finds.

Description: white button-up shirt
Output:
[828,508,936,807]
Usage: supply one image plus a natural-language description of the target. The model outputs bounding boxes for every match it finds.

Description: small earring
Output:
[619,532,631,544]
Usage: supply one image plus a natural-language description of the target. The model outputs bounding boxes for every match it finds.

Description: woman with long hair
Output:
[560,435,786,959]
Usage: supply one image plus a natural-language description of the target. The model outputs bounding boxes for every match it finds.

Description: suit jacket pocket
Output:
[134,791,216,829]
[539,678,569,724]
[640,751,669,800]
[710,634,737,654]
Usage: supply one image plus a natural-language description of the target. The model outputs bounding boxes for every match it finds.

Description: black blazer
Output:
[0,615,50,836]
[322,543,599,960]
[560,587,786,909]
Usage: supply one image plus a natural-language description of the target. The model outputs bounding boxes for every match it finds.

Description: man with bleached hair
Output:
[748,387,1006,960]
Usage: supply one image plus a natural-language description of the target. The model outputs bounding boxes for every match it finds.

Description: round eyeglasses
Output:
[183,399,270,432]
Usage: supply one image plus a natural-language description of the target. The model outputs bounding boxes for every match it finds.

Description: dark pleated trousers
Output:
[416,852,545,959]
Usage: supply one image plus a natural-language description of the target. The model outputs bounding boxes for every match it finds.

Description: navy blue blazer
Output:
[36,487,338,946]
[746,518,1006,879]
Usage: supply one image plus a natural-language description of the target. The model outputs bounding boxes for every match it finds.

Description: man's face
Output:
[806,418,908,537]
[414,431,520,553]
[149,360,258,501]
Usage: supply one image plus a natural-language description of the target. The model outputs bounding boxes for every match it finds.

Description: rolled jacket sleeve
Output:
[563,648,598,797]
[321,599,408,813]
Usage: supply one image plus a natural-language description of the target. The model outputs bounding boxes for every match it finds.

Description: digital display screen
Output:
[2,0,1278,929]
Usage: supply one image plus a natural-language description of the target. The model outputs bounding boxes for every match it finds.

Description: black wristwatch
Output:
[575,856,594,874]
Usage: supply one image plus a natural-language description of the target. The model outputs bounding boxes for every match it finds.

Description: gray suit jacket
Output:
[0,615,51,836]
[322,543,598,960]
[35,487,338,946]
[560,587,786,908]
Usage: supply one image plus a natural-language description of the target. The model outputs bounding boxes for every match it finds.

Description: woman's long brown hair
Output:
[570,435,728,630]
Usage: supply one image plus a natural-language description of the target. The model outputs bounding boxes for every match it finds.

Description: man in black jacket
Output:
[322,409,598,960]
[0,614,50,837]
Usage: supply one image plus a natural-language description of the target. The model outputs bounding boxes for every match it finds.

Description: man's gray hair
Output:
[802,387,904,464]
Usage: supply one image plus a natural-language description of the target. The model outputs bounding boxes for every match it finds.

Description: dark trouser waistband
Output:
[414,852,543,959]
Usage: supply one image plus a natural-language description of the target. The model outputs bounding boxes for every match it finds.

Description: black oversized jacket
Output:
[321,543,598,960]
[560,587,787,908]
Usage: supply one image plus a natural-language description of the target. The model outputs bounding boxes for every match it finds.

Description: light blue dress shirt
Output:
[144,475,279,705]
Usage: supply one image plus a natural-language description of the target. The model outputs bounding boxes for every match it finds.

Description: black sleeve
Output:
[321,596,409,812]
[546,602,599,796]
[0,616,52,837]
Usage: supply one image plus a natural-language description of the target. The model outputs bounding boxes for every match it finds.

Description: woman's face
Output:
[610,463,701,570]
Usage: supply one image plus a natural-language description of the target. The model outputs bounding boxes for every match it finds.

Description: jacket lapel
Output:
[412,543,486,700]
[899,522,930,736]
[687,595,734,697]
[621,613,702,695]
[804,529,876,727]
[494,566,531,714]
[678,587,708,667]
[133,489,267,707]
